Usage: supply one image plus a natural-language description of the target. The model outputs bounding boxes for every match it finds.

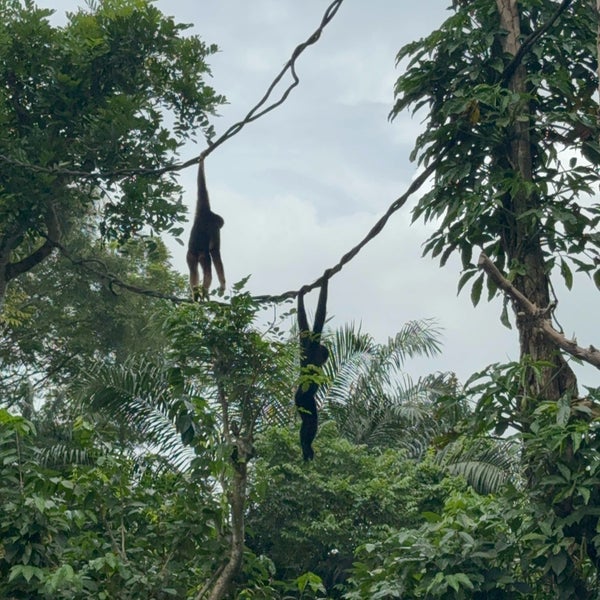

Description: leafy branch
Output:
[0,0,346,180]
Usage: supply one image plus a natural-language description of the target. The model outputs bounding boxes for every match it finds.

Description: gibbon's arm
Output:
[297,290,310,334]
[196,159,210,211]
[312,279,328,335]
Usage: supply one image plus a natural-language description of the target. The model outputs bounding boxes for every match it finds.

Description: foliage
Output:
[392,0,600,290]
[346,359,600,599]
[0,408,223,600]
[75,354,211,472]
[388,4,600,592]
[166,289,297,600]
[521,396,600,594]
[0,232,184,406]
[0,0,225,305]
[435,435,518,495]
[167,287,296,441]
[3,2,600,599]
[246,423,464,596]
[322,320,459,456]
[346,391,600,599]
[346,487,534,599]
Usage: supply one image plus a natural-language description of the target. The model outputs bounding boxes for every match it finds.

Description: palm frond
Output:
[385,318,443,367]
[75,357,197,471]
[37,444,102,468]
[318,321,455,455]
[437,438,519,494]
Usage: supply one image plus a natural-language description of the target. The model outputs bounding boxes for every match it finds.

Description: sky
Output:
[36,0,600,388]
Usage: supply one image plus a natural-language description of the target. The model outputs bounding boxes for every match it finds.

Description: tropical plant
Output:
[392,0,599,402]
[435,435,519,495]
[0,408,222,600]
[0,232,184,409]
[346,487,533,599]
[0,0,225,307]
[345,390,600,599]
[390,1,600,592]
[246,422,465,598]
[321,320,458,456]
[76,288,295,600]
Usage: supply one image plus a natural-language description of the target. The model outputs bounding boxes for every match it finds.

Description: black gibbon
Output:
[186,159,226,297]
[295,279,329,460]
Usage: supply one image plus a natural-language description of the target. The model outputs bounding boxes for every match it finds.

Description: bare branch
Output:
[478,252,600,369]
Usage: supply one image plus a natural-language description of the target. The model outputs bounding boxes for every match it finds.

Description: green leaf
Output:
[548,551,567,576]
[421,511,442,523]
[556,397,570,426]
[560,259,573,290]
[578,486,591,505]
[470,274,484,307]
[556,462,571,482]
[447,574,461,592]
[9,565,44,583]
[500,299,512,329]
[457,269,477,294]
[453,573,474,590]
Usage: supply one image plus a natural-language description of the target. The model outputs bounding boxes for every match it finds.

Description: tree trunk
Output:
[205,451,247,600]
[597,0,600,117]
[495,0,577,402]
[202,381,252,600]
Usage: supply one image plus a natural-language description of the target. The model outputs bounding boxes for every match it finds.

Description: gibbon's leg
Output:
[211,247,226,292]
[199,251,212,291]
[295,388,318,460]
[186,250,200,291]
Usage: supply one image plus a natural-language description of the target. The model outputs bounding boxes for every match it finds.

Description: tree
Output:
[2,287,291,599]
[246,422,464,597]
[0,230,185,408]
[346,487,534,599]
[165,291,295,600]
[391,1,600,592]
[0,408,224,600]
[322,320,458,456]
[392,0,599,401]
[0,0,225,308]
[346,393,600,599]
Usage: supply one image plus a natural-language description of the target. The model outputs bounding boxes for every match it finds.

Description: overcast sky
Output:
[37,0,599,388]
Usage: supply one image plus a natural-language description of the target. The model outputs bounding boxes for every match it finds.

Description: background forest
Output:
[1,0,600,598]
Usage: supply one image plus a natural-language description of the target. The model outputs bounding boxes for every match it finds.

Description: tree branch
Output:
[5,206,61,281]
[501,0,573,84]
[478,252,600,369]
[0,0,346,181]
[53,242,192,304]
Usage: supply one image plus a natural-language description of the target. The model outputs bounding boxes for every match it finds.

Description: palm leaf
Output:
[436,438,519,494]
[75,357,198,471]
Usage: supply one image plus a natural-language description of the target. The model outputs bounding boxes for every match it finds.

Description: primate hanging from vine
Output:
[186,158,226,298]
[295,279,329,460]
